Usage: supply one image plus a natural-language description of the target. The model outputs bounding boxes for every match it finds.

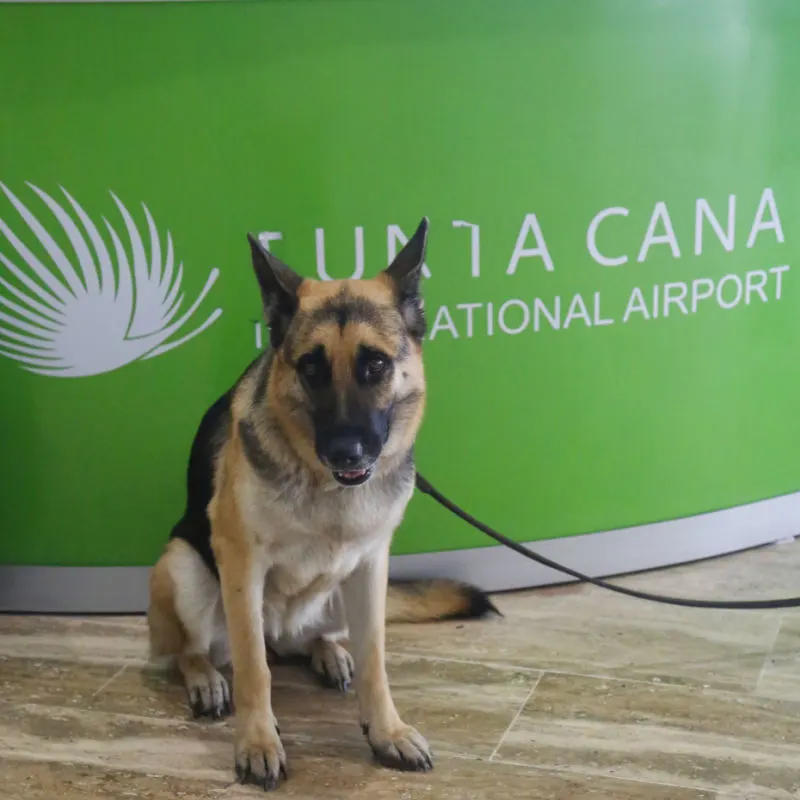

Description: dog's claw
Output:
[234,719,287,791]
[186,668,231,721]
[363,723,434,773]
[311,640,354,694]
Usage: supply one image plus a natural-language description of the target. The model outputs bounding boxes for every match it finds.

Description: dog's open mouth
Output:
[333,467,373,487]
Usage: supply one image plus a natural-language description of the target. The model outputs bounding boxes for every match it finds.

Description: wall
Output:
[1,0,798,608]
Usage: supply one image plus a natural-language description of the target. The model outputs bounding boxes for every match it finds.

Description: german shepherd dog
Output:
[147,218,495,790]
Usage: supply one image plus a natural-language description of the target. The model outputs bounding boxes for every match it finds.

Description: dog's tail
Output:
[385,579,500,624]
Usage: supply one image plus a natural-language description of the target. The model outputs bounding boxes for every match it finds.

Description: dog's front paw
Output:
[361,720,433,772]
[235,715,287,791]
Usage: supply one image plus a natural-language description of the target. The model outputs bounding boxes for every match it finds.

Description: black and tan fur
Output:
[147,218,496,791]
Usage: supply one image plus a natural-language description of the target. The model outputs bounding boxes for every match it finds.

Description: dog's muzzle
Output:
[322,435,375,487]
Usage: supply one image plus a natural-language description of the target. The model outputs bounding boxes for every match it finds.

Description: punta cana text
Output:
[250,187,789,345]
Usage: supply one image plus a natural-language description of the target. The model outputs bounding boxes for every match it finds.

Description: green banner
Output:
[1,0,799,567]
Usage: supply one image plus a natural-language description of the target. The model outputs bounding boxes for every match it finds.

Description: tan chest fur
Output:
[232,464,413,639]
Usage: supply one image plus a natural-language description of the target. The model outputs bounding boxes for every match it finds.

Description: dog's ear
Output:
[247,233,303,348]
[383,217,428,341]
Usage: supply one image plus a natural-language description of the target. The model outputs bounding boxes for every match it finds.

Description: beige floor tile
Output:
[46,653,539,759]
[584,541,800,599]
[387,544,799,691]
[387,605,780,692]
[756,613,800,703]
[0,615,145,635]
[0,760,229,800]
[0,701,235,782]
[0,748,716,800]
[373,653,540,757]
[0,541,797,798]
[0,615,148,666]
[497,541,800,616]
[496,672,800,798]
[717,794,794,800]
[0,655,127,708]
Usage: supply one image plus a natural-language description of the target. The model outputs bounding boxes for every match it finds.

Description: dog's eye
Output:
[365,356,387,376]
[357,347,392,384]
[296,347,330,387]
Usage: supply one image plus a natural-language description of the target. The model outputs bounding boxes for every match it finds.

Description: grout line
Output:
[90,665,127,698]
[389,650,543,674]
[488,673,541,761]
[754,612,784,693]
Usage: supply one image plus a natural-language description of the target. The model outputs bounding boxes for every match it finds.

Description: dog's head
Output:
[247,218,429,487]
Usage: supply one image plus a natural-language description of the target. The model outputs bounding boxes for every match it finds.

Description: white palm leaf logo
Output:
[0,182,222,377]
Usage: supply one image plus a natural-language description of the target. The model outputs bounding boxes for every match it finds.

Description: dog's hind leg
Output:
[308,591,354,692]
[148,537,231,720]
[269,590,354,693]
[309,637,354,693]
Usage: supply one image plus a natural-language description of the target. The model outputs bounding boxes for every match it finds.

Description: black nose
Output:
[326,437,365,470]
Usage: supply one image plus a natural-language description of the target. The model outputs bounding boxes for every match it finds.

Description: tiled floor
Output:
[1,541,799,799]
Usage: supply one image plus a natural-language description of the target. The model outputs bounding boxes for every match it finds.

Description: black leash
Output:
[415,473,800,610]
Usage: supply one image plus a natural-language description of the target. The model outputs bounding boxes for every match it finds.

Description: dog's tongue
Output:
[341,469,366,480]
